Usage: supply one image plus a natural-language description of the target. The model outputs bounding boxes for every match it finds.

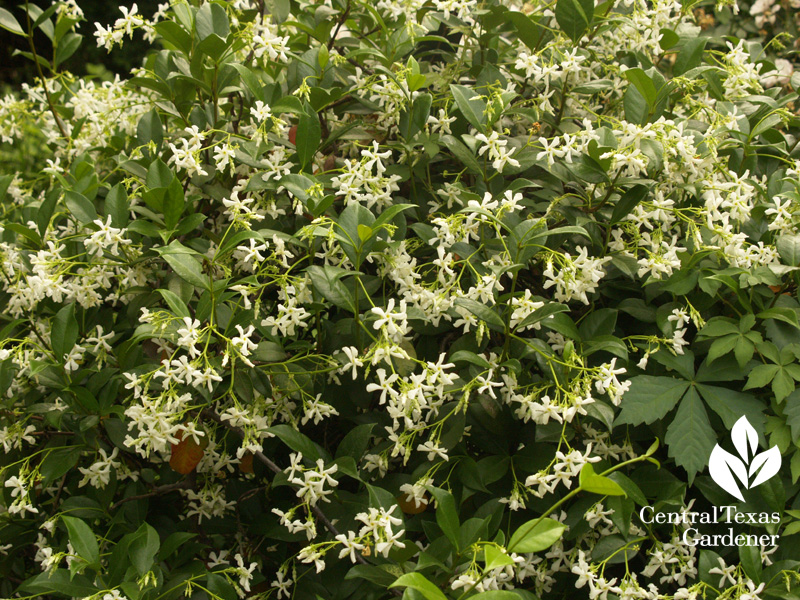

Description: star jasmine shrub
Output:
[2,0,800,598]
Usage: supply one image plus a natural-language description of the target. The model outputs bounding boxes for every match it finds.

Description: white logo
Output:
[708,416,781,502]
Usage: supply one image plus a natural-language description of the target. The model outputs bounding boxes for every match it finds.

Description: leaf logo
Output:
[708,416,781,502]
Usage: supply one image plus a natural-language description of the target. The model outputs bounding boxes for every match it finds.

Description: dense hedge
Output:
[1,0,800,599]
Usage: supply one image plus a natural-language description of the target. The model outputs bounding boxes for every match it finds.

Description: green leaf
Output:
[697,317,739,338]
[161,252,208,290]
[782,390,800,442]
[64,191,97,224]
[390,573,448,600]
[335,423,375,460]
[745,364,779,390]
[543,312,581,339]
[455,298,505,332]
[154,20,192,53]
[54,33,82,68]
[206,573,238,600]
[450,84,486,131]
[267,424,325,461]
[272,95,304,115]
[346,565,398,587]
[777,235,800,266]
[514,303,569,332]
[664,387,716,482]
[105,184,129,228]
[0,7,24,36]
[509,11,544,50]
[41,447,82,487]
[623,83,649,126]
[373,203,416,231]
[158,289,190,319]
[578,308,617,340]
[614,376,689,426]
[196,33,230,61]
[674,37,707,76]
[0,175,13,203]
[6,223,42,247]
[555,0,594,42]
[195,2,229,41]
[158,532,196,561]
[579,463,626,496]
[128,523,160,576]
[707,334,739,364]
[697,384,765,435]
[20,570,97,597]
[296,109,321,171]
[610,184,648,224]
[758,308,800,330]
[529,224,590,241]
[426,486,461,551]
[162,177,185,230]
[401,93,432,139]
[147,158,174,189]
[357,224,373,242]
[508,518,566,553]
[606,472,647,505]
[51,303,79,362]
[623,68,657,109]
[137,108,163,149]
[449,350,492,368]
[441,134,482,173]
[307,265,355,312]
[62,516,100,567]
[484,545,516,571]
[750,113,783,141]
[773,368,796,403]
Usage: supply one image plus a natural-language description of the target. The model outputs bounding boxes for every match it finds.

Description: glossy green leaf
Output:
[555,0,594,42]
[390,573,448,600]
[51,303,79,362]
[508,518,567,553]
[0,7,24,35]
[450,84,486,131]
[64,191,97,224]
[296,109,321,171]
[579,463,626,496]
[62,516,100,567]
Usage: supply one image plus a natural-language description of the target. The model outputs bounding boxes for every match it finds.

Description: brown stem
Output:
[328,0,351,50]
[110,478,192,511]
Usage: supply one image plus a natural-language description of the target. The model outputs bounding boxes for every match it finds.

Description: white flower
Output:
[667,308,690,329]
[213,143,236,175]
[708,557,736,588]
[417,440,448,461]
[4,475,25,498]
[230,324,258,366]
[297,546,326,573]
[233,554,258,593]
[371,299,409,342]
[335,530,366,563]
[250,101,272,123]
[271,570,293,599]
[740,581,765,600]
[78,447,121,488]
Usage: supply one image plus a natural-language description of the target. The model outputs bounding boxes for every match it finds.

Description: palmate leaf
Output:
[614,376,689,426]
[696,384,766,440]
[665,387,716,483]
